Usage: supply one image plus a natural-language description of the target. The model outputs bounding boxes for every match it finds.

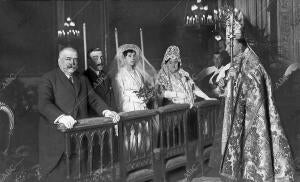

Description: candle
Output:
[213,9,218,22]
[139,28,145,77]
[114,28,119,53]
[83,23,87,70]
[207,15,212,23]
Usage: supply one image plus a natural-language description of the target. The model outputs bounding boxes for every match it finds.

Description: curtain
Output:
[234,0,270,35]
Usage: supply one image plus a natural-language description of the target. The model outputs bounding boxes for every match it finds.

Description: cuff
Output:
[102,110,109,116]
[163,91,177,99]
[54,114,65,124]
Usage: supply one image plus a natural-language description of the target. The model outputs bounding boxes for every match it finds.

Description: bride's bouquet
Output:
[134,83,159,109]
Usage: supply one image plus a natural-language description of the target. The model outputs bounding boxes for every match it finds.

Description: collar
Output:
[89,66,101,75]
[62,72,72,79]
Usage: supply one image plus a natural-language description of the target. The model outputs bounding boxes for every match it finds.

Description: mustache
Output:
[66,64,77,69]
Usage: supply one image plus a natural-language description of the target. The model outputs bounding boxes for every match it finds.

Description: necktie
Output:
[68,76,74,85]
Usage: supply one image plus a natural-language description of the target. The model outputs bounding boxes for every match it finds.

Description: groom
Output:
[84,48,116,112]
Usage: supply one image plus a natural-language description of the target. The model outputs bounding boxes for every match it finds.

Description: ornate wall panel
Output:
[294,0,300,62]
[277,0,296,63]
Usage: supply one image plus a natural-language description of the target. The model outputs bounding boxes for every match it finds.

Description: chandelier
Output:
[185,0,234,41]
[57,17,81,42]
[185,0,221,27]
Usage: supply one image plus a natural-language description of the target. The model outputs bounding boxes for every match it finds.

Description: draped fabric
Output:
[234,0,270,34]
[157,68,196,105]
[220,48,295,181]
[109,44,157,112]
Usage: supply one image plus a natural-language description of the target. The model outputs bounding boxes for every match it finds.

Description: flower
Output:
[133,83,158,108]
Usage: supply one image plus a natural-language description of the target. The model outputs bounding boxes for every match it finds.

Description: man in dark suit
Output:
[38,47,119,181]
[84,48,116,111]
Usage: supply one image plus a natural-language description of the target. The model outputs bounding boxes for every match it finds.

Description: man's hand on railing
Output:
[102,110,120,123]
[103,110,120,136]
[57,115,77,129]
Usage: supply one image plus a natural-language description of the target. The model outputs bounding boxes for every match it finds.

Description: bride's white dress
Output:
[115,67,149,153]
[115,67,147,112]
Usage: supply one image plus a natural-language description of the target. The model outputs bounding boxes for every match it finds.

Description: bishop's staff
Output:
[226,11,235,113]
[220,9,238,155]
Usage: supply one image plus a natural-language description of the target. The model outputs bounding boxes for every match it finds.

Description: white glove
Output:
[163,91,186,99]
[102,110,120,136]
[205,97,217,100]
[58,115,77,129]
[103,110,120,123]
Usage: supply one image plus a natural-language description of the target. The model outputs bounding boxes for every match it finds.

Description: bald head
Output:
[59,47,77,59]
[58,47,78,76]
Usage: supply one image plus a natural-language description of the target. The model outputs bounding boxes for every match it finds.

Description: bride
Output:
[110,44,156,112]
[109,44,157,153]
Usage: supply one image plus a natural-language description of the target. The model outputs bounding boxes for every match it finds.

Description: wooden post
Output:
[65,134,71,179]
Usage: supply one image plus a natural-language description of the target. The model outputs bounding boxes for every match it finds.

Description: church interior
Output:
[0,0,299,181]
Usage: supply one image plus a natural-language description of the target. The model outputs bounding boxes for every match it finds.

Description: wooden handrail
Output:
[119,109,158,121]
[57,117,114,132]
[157,103,190,113]
[54,100,222,181]
[194,100,220,108]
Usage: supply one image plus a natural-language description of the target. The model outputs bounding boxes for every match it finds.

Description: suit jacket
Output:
[84,68,116,111]
[38,68,108,176]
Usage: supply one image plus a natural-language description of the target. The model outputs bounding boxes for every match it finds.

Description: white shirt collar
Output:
[89,66,100,75]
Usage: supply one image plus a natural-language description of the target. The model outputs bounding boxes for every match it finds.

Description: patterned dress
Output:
[157,68,203,106]
[220,48,295,181]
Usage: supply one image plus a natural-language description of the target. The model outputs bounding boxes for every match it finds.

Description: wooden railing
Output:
[57,100,222,182]
[118,109,159,182]
[58,117,117,182]
[194,100,221,176]
[158,104,191,181]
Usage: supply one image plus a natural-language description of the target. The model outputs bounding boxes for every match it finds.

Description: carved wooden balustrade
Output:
[58,117,117,182]
[56,100,222,181]
[157,103,191,181]
[194,100,221,169]
[118,109,160,182]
